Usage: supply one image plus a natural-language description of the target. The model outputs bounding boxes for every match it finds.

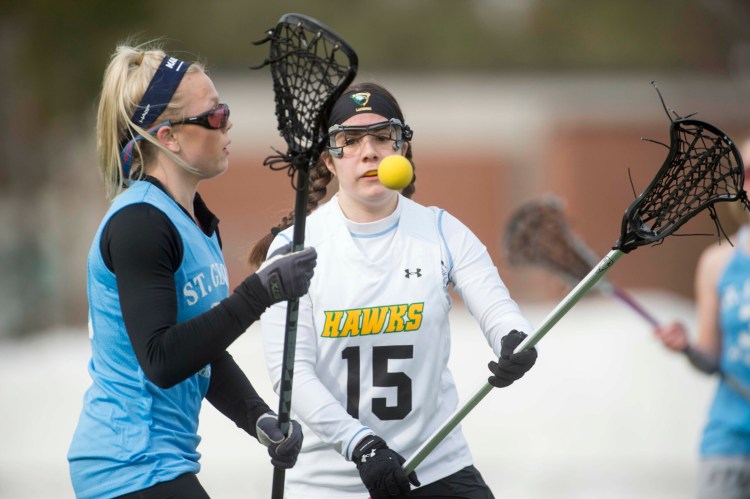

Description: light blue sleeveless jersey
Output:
[701,229,750,457]
[68,181,230,498]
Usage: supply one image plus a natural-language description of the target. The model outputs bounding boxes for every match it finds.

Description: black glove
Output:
[488,329,538,388]
[352,435,420,499]
[256,244,317,305]
[255,412,304,469]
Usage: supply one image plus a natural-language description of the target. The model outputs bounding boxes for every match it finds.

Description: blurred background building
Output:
[3,1,750,498]
[4,0,750,338]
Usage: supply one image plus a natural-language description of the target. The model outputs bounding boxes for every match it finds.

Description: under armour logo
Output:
[361,449,377,463]
[404,268,422,278]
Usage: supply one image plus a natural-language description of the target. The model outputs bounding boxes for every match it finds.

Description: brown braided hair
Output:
[247,82,415,269]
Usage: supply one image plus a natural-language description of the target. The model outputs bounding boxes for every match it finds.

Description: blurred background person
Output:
[653,138,750,499]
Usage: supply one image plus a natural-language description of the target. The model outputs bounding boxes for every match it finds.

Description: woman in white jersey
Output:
[250,82,537,499]
[652,137,750,499]
[67,42,316,499]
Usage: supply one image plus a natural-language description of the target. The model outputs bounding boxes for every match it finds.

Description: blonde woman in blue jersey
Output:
[250,82,538,499]
[67,42,317,499]
[653,137,750,499]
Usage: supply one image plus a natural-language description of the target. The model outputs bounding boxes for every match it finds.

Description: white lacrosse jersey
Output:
[261,194,532,498]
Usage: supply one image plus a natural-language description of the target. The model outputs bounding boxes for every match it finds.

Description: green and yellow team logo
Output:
[350,92,370,107]
[321,303,424,337]
[350,92,372,113]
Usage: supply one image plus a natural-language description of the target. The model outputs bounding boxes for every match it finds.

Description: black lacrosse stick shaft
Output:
[255,14,358,497]
[272,161,310,498]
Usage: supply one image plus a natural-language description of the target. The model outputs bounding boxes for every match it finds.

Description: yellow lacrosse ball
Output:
[377,155,413,190]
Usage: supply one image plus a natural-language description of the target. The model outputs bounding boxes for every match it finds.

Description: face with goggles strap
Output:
[326,118,411,159]
[156,71,232,181]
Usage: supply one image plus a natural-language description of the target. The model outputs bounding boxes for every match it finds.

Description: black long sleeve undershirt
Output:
[206,351,271,438]
[100,185,272,435]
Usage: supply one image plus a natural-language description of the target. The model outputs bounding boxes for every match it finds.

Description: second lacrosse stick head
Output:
[504,195,600,284]
[617,119,747,253]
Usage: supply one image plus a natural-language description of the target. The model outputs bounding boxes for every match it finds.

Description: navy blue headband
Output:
[327,90,403,128]
[130,55,191,128]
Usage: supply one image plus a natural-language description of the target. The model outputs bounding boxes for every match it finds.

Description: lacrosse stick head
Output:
[253,13,358,170]
[504,195,601,285]
[616,119,748,253]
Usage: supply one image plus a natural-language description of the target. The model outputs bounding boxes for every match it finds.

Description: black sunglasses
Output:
[171,103,230,130]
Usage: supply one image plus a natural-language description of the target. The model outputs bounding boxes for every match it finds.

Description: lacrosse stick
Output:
[403,103,748,474]
[504,195,661,326]
[504,195,750,402]
[252,13,357,497]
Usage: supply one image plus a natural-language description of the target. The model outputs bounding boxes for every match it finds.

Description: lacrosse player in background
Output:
[67,42,316,499]
[653,138,750,499]
[250,82,538,499]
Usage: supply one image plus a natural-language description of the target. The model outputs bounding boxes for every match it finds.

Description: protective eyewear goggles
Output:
[326,118,413,159]
[170,102,230,130]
